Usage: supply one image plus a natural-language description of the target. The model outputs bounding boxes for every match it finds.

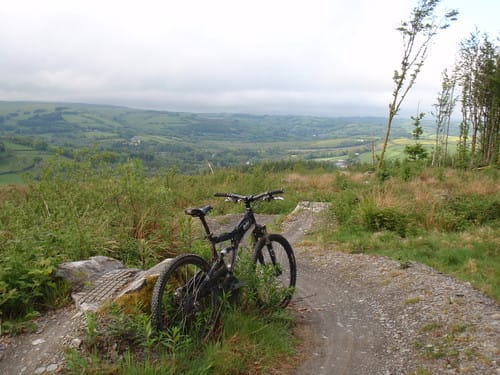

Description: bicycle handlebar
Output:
[214,190,284,203]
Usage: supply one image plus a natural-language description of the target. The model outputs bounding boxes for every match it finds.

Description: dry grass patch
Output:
[284,173,335,192]
[461,176,499,196]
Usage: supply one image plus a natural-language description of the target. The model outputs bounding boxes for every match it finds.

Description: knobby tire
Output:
[252,234,296,308]
[151,254,221,341]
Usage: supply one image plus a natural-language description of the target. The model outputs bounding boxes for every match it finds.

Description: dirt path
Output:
[1,203,498,374]
[0,306,84,374]
[283,204,396,374]
[284,205,499,375]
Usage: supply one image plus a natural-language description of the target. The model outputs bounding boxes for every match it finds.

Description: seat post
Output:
[199,215,212,237]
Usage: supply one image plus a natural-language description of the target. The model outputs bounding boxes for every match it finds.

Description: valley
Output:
[0,101,446,182]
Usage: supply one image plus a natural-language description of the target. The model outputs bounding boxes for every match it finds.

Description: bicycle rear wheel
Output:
[151,254,221,340]
[252,234,296,308]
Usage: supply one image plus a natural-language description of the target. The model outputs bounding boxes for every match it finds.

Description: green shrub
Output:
[361,204,411,237]
[431,209,467,232]
[0,155,299,322]
[0,156,180,321]
[446,194,500,225]
[331,190,360,225]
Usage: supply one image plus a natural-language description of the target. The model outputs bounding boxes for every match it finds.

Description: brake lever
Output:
[273,196,284,201]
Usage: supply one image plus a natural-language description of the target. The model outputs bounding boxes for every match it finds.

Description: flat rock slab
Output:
[56,256,128,284]
[71,268,140,312]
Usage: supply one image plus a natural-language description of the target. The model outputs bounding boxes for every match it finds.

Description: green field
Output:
[0,173,24,184]
[0,139,54,182]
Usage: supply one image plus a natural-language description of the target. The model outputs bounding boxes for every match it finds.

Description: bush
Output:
[361,204,411,237]
[446,194,500,225]
[331,190,360,225]
[0,156,298,322]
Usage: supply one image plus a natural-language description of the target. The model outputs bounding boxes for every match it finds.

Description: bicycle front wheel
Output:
[151,254,221,340]
[252,234,296,308]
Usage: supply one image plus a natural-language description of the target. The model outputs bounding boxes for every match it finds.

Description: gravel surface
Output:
[0,306,85,374]
[286,203,500,375]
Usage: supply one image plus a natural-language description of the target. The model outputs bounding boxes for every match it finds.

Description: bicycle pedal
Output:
[222,276,243,291]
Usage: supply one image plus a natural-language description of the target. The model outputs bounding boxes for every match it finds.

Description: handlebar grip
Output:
[268,189,284,195]
[214,192,228,197]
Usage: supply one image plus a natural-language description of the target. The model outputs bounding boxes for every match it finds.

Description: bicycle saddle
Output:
[185,205,213,217]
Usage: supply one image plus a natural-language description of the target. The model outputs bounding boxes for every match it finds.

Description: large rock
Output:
[56,255,175,312]
[56,256,127,285]
[116,257,174,297]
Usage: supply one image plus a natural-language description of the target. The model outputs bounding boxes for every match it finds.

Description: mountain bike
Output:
[151,190,296,340]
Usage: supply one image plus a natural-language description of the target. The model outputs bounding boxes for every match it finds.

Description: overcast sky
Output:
[1,0,498,117]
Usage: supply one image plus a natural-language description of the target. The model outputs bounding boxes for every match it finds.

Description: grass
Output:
[1,155,498,372]
[65,283,296,374]
[0,155,299,373]
[326,222,500,301]
[318,166,500,301]
[0,174,24,184]
[412,319,478,370]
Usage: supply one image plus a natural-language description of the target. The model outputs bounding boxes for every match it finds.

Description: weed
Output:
[84,312,98,348]
[405,297,421,305]
[414,319,477,370]
[409,367,433,375]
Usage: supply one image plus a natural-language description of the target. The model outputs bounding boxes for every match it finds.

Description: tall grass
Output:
[321,166,500,300]
[0,155,291,322]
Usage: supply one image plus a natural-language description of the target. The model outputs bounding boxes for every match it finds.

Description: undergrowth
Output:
[0,155,301,326]
[65,254,296,374]
[321,165,500,301]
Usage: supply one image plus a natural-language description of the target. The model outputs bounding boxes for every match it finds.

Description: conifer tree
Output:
[456,31,499,167]
[405,111,428,161]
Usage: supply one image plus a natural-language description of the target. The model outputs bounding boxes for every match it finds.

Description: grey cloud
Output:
[1,0,497,117]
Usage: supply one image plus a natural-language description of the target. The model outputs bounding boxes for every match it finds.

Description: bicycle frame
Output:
[198,204,266,272]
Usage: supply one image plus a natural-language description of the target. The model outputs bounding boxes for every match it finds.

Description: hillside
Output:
[0,101,443,178]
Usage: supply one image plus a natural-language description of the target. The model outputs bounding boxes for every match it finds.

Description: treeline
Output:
[432,31,499,168]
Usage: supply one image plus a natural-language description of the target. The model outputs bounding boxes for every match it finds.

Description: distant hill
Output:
[0,101,444,177]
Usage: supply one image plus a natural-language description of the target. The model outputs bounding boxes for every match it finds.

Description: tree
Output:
[378,0,458,169]
[432,69,457,167]
[455,31,499,167]
[405,111,428,161]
